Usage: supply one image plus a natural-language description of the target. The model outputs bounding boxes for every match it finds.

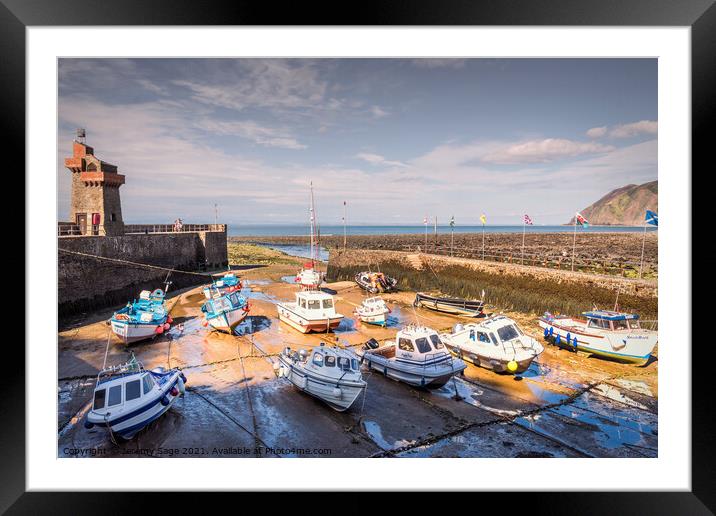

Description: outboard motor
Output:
[453,323,464,334]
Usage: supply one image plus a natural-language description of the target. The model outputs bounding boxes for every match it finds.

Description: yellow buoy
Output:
[507,360,518,373]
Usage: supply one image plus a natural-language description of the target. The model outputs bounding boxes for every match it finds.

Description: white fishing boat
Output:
[538,310,657,364]
[295,182,324,290]
[440,315,544,374]
[110,288,172,344]
[356,325,466,388]
[275,343,366,411]
[354,296,391,326]
[84,355,187,440]
[277,289,344,333]
[201,286,250,333]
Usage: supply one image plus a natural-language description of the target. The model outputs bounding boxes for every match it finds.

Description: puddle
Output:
[363,420,415,451]
[433,377,521,417]
[522,381,570,405]
[242,279,271,286]
[241,286,277,303]
[234,315,272,336]
[613,379,653,397]
[591,384,648,410]
[281,275,300,285]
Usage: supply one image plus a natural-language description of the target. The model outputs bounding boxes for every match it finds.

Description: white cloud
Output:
[355,152,408,167]
[483,139,614,164]
[587,120,658,139]
[195,119,306,149]
[370,105,389,118]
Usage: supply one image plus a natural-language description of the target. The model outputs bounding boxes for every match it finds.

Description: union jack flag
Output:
[523,214,533,225]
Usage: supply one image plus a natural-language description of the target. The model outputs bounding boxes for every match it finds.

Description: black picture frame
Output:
[5,0,710,513]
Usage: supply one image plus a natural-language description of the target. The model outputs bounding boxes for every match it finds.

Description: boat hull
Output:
[358,351,466,388]
[356,312,389,326]
[206,308,248,333]
[110,320,164,344]
[537,319,657,364]
[277,355,366,411]
[414,293,484,317]
[444,344,537,373]
[277,304,343,334]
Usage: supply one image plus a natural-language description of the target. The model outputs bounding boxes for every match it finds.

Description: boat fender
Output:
[548,327,554,337]
[170,386,179,396]
[177,376,186,394]
[507,360,518,373]
[161,395,170,406]
[180,372,187,384]
[543,327,549,339]
[555,334,561,345]
[332,387,342,398]
[572,338,578,350]
[383,365,388,376]
[566,333,571,345]
[420,377,425,387]
[164,323,170,330]
[273,361,281,371]
[202,319,208,327]
[155,325,164,334]
[84,419,94,429]
[167,316,173,324]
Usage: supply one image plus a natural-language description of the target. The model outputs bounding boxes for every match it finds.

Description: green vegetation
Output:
[227,243,300,266]
[327,260,657,320]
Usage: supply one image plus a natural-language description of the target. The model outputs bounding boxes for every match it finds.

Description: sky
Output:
[57,58,657,225]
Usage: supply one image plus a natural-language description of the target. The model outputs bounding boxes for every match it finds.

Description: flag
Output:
[575,212,589,228]
[480,214,487,225]
[450,215,455,228]
[423,215,427,225]
[523,214,533,225]
[645,209,658,226]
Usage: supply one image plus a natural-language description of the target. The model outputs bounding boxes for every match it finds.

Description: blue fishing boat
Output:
[202,272,242,298]
[201,286,250,333]
[110,289,172,344]
[84,355,187,441]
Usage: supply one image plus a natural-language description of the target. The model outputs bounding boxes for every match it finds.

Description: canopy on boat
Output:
[582,310,639,321]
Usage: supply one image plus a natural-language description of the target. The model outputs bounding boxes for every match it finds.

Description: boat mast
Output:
[309,182,316,266]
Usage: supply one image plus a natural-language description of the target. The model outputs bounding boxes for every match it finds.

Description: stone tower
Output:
[64,134,125,236]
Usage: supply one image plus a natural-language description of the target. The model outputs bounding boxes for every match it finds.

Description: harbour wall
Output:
[58,230,228,317]
[327,249,658,320]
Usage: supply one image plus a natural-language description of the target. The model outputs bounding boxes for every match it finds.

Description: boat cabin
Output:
[93,371,158,413]
[393,325,446,358]
[583,311,642,331]
[306,344,360,373]
[203,291,246,314]
[293,290,338,316]
[466,315,524,345]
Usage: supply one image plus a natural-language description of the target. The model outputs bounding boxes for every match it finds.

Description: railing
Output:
[124,223,226,234]
[401,243,657,279]
[57,222,105,236]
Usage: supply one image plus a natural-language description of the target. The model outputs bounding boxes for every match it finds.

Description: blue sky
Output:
[57,58,657,225]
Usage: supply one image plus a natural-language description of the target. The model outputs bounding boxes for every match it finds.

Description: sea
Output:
[227,224,654,237]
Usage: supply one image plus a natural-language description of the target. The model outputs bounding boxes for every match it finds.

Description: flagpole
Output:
[571,214,577,272]
[343,201,347,251]
[434,216,437,251]
[424,215,427,249]
[451,221,454,257]
[639,218,647,279]
[482,221,485,261]
[521,219,526,265]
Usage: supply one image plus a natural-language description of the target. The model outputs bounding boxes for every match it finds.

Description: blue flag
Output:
[645,210,658,226]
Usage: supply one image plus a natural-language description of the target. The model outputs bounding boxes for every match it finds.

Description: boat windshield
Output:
[93,388,106,410]
[497,325,520,342]
[588,318,610,329]
[628,320,641,329]
[429,334,444,349]
[613,319,629,330]
[337,357,352,371]
[322,299,333,309]
[415,337,432,353]
[307,300,321,310]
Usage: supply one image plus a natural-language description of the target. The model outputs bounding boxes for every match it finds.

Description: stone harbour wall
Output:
[58,231,228,317]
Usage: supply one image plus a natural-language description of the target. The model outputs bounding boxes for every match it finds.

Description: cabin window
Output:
[613,320,629,330]
[338,357,351,371]
[325,355,336,367]
[497,325,520,342]
[142,374,154,395]
[300,299,306,309]
[628,320,641,330]
[476,332,489,343]
[107,385,122,406]
[322,299,333,309]
[312,353,324,366]
[415,337,432,353]
[429,334,444,349]
[93,389,106,410]
[588,319,609,329]
[229,293,240,305]
[490,333,499,346]
[308,300,321,310]
[125,379,141,401]
[351,359,359,370]
[398,338,415,352]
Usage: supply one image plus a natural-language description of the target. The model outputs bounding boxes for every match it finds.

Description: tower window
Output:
[111,213,117,222]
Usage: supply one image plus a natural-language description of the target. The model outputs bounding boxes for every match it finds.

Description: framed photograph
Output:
[7,0,711,512]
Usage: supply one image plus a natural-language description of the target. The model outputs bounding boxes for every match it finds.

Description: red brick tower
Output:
[64,131,125,236]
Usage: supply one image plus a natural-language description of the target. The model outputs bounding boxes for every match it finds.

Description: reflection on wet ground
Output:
[58,263,658,458]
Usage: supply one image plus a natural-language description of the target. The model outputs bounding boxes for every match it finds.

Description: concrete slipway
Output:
[58,263,658,459]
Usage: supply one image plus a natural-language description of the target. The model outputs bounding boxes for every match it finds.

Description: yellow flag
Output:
[480,214,487,225]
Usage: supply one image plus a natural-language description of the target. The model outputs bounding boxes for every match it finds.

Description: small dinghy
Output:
[354,296,391,326]
[275,343,366,411]
[441,315,544,374]
[356,325,466,388]
[110,288,172,344]
[413,292,485,317]
[201,286,250,333]
[203,272,241,298]
[84,355,187,440]
[277,289,344,333]
[538,310,657,364]
[355,271,398,294]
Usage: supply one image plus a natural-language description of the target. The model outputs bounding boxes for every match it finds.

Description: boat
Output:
[356,324,466,388]
[276,289,344,333]
[354,271,398,294]
[413,292,485,317]
[440,315,544,374]
[84,354,187,440]
[275,343,366,411]
[295,183,325,290]
[201,286,250,333]
[110,288,172,344]
[354,296,391,326]
[202,272,241,298]
[537,310,658,364]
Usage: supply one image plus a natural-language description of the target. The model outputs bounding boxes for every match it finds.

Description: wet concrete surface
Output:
[58,262,658,458]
